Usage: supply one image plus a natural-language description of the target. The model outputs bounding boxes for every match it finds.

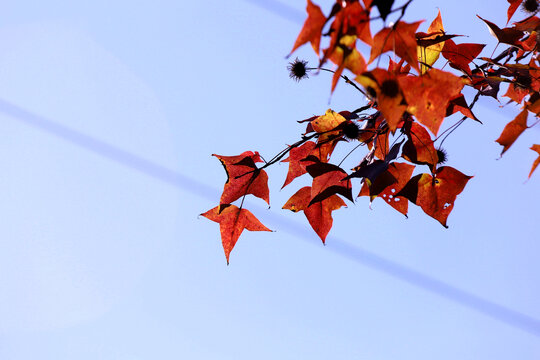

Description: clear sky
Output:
[0,0,539,359]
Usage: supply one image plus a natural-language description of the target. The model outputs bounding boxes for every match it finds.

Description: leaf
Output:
[311,109,347,161]
[478,15,524,46]
[513,15,540,32]
[283,186,346,243]
[289,0,327,55]
[281,141,317,188]
[372,0,394,21]
[201,205,271,264]
[442,40,485,76]
[417,10,446,73]
[445,94,480,122]
[346,159,389,183]
[504,82,529,104]
[305,160,353,205]
[507,0,522,24]
[495,109,529,155]
[327,36,367,92]
[374,129,390,160]
[385,139,404,162]
[356,68,407,131]
[397,166,472,227]
[369,21,423,72]
[526,92,540,115]
[213,151,269,206]
[358,162,415,215]
[331,2,373,47]
[529,144,540,178]
[402,121,439,171]
[399,68,466,136]
[346,140,403,183]
[470,69,502,98]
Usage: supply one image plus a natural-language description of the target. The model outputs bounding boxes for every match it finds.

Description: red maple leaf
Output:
[442,39,485,76]
[201,204,271,264]
[398,166,473,227]
[325,1,372,61]
[399,68,466,136]
[213,151,269,206]
[402,120,439,171]
[478,15,524,46]
[281,141,317,188]
[507,0,522,24]
[305,159,353,204]
[529,144,540,178]
[358,162,415,216]
[289,0,327,55]
[282,186,346,243]
[504,82,529,104]
[446,94,480,121]
[495,109,529,155]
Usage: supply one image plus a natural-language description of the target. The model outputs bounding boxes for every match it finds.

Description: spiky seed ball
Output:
[343,121,360,140]
[380,79,400,98]
[437,148,448,164]
[522,0,539,13]
[287,58,309,81]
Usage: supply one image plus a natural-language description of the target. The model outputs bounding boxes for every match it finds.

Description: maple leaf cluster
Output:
[203,0,540,263]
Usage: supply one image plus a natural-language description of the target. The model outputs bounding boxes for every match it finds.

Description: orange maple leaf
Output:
[324,1,372,65]
[495,109,529,155]
[356,68,407,132]
[283,186,346,243]
[398,166,472,227]
[446,94,480,121]
[529,144,540,178]
[213,151,269,206]
[402,121,439,171]
[305,158,353,204]
[326,35,367,92]
[359,162,415,216]
[310,109,347,161]
[417,10,446,73]
[201,205,271,264]
[507,0,522,24]
[399,68,466,136]
[289,0,327,55]
[442,40,485,76]
[281,141,317,188]
[504,83,529,104]
[369,21,423,73]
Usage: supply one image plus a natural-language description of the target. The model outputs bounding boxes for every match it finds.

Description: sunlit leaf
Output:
[399,69,466,135]
[398,166,472,227]
[214,151,269,206]
[495,109,529,155]
[529,144,540,178]
[201,205,271,264]
[283,186,346,243]
[289,0,327,55]
[369,21,423,72]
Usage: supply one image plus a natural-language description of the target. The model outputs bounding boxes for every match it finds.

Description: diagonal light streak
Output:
[1,97,540,337]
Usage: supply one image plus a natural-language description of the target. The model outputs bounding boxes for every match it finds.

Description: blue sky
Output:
[0,0,539,359]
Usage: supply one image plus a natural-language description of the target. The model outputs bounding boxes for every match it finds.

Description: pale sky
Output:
[0,1,539,359]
